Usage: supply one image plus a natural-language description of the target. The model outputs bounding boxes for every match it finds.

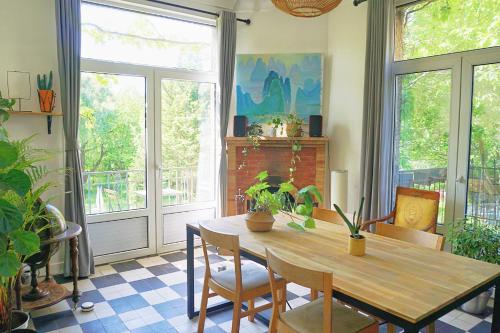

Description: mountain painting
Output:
[236,53,323,123]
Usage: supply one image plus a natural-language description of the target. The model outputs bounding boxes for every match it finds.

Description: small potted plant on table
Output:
[448,217,499,314]
[334,198,366,256]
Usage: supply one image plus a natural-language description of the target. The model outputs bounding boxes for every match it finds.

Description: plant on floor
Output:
[0,116,53,332]
[335,197,365,239]
[447,217,499,265]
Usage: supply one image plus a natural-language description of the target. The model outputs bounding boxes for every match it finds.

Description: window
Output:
[394,0,499,60]
[81,2,215,71]
[390,0,500,226]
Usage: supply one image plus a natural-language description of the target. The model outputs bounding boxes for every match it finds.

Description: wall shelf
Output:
[7,111,63,134]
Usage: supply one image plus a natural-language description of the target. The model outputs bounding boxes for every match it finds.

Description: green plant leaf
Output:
[10,230,40,256]
[295,204,308,216]
[298,185,323,203]
[287,221,305,231]
[255,170,268,182]
[304,217,316,229]
[278,181,295,193]
[0,198,23,233]
[0,140,18,168]
[0,251,21,277]
[0,109,10,123]
[0,234,7,254]
[0,169,32,196]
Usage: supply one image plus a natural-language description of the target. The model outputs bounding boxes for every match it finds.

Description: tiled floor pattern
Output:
[30,247,494,333]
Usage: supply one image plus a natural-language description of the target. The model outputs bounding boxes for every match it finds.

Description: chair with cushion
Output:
[266,248,378,333]
[374,222,445,333]
[198,223,286,333]
[362,186,440,233]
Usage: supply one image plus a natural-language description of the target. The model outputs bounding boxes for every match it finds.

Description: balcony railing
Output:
[398,165,499,224]
[82,166,198,214]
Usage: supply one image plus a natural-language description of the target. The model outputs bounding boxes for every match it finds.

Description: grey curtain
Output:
[360,0,393,220]
[56,0,94,277]
[217,11,237,216]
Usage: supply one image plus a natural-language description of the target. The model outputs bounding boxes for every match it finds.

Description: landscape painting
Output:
[236,53,323,123]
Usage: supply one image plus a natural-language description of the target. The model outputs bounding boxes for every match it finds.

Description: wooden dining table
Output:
[186,213,499,333]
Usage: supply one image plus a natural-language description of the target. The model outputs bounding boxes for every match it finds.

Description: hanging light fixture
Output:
[270,0,343,17]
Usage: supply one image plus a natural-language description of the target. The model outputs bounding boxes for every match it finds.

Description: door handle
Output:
[456,176,466,184]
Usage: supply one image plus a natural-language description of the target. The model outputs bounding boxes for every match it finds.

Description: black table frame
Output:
[186,225,499,333]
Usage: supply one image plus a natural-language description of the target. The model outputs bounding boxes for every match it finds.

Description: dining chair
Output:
[310,207,343,300]
[362,187,440,233]
[312,207,344,225]
[266,248,378,333]
[198,223,286,333]
[374,222,445,333]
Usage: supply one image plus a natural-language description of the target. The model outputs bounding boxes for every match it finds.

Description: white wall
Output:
[1,0,66,270]
[326,1,368,211]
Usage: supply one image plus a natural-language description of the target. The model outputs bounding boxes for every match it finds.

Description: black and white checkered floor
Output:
[30,247,494,333]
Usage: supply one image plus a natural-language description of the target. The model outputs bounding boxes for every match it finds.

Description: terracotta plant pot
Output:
[348,235,366,256]
[37,89,55,112]
[286,123,302,137]
[245,211,275,232]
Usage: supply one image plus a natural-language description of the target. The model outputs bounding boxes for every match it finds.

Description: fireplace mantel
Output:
[225,136,328,216]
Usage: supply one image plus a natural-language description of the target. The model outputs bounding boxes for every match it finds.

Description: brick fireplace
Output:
[225,137,328,216]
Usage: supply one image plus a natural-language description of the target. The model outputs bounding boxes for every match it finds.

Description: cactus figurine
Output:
[37,71,53,90]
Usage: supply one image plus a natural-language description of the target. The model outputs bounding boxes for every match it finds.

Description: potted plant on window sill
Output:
[448,217,499,314]
[334,198,366,256]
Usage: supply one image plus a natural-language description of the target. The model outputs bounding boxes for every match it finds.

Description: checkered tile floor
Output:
[29,247,494,333]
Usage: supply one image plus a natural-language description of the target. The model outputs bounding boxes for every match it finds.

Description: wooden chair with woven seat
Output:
[266,248,378,333]
[361,186,440,233]
[310,207,343,301]
[197,223,286,333]
[374,222,445,333]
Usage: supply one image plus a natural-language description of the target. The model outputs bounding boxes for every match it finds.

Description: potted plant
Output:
[267,116,283,137]
[448,217,499,314]
[37,71,55,113]
[281,183,323,231]
[0,109,52,333]
[285,112,303,137]
[334,198,366,256]
[244,171,285,231]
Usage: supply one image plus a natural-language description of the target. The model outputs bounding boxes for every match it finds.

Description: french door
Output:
[81,62,217,264]
[392,47,500,229]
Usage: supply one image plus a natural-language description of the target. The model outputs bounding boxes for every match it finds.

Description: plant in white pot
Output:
[448,217,499,314]
[334,198,366,256]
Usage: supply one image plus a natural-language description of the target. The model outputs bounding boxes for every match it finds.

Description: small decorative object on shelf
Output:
[285,112,303,137]
[37,71,55,113]
[335,198,366,256]
[6,70,31,112]
[268,116,283,137]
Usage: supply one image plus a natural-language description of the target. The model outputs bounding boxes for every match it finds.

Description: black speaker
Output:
[233,115,248,137]
[309,115,323,137]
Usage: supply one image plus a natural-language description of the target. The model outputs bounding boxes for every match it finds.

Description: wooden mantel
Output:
[225,136,328,216]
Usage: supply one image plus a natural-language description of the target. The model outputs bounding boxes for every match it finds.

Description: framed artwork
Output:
[236,53,323,123]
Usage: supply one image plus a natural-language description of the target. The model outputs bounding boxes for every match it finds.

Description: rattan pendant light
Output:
[271,0,343,17]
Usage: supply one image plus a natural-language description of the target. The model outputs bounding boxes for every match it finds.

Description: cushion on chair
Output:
[211,262,270,292]
[394,194,438,231]
[281,298,376,333]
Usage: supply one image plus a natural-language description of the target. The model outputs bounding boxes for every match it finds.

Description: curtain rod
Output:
[145,0,251,24]
[353,0,368,5]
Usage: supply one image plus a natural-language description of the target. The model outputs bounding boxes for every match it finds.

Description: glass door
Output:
[155,73,217,252]
[80,66,156,264]
[455,51,500,225]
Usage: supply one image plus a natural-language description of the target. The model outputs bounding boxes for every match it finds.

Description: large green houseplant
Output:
[245,171,323,232]
[0,108,53,332]
[447,217,499,314]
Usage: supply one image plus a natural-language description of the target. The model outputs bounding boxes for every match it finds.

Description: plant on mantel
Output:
[237,113,305,182]
[0,111,53,332]
[244,170,323,232]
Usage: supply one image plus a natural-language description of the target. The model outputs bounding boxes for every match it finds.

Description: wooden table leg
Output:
[70,236,80,309]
